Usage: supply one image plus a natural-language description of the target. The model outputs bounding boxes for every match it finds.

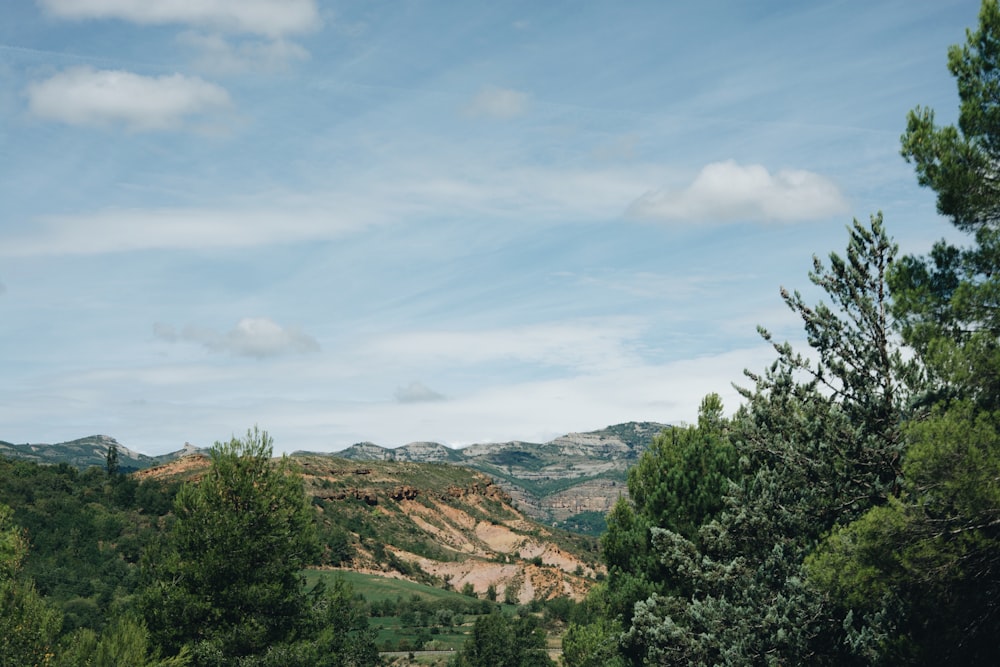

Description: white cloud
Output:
[628,160,848,223]
[394,381,445,403]
[26,67,231,131]
[154,318,320,359]
[37,0,321,39]
[464,86,528,119]
[179,31,309,74]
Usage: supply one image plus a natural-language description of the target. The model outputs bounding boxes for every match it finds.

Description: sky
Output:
[0,0,980,455]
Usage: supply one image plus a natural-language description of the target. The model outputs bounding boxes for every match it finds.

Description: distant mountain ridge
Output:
[309,421,668,530]
[1,421,668,532]
[0,435,204,472]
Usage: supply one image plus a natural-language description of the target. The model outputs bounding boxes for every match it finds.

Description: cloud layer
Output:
[154,318,320,359]
[629,160,848,223]
[37,0,321,38]
[27,67,231,131]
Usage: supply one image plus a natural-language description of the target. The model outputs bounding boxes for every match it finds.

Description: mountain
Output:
[1,421,668,534]
[0,435,203,472]
[136,453,600,603]
[322,421,668,532]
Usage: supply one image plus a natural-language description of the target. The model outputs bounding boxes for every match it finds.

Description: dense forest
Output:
[4,3,1000,667]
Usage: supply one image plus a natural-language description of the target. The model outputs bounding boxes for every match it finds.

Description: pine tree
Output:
[140,427,319,663]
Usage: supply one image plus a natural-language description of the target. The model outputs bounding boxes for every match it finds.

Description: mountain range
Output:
[1,421,669,532]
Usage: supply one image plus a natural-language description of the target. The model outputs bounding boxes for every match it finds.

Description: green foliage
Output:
[628,395,735,543]
[0,503,62,667]
[560,510,607,536]
[599,394,736,661]
[139,427,330,664]
[901,0,1000,231]
[451,611,552,667]
[105,444,119,478]
[562,616,624,667]
[609,215,908,665]
[54,616,191,667]
[805,7,1000,660]
[0,456,175,636]
[808,401,1000,664]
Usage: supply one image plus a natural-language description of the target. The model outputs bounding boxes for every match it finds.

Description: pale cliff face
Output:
[337,422,666,526]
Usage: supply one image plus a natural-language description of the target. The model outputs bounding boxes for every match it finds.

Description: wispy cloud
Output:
[26,67,231,131]
[37,0,322,39]
[628,160,848,223]
[178,31,309,74]
[464,86,529,119]
[394,381,446,403]
[1,205,379,256]
[366,320,644,374]
[154,318,320,359]
[0,163,666,256]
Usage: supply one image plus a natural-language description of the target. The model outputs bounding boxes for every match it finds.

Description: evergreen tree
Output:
[623,215,907,665]
[595,394,736,663]
[805,4,1000,662]
[901,0,1000,232]
[140,427,322,664]
[808,401,1000,664]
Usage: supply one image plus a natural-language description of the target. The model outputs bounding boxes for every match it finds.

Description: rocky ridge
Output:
[325,421,668,529]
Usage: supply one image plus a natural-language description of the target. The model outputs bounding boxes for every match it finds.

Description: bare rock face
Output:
[331,421,668,527]
[391,485,419,501]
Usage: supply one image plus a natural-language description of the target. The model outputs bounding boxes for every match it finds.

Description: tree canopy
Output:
[140,427,375,666]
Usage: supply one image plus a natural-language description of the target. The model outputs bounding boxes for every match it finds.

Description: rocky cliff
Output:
[328,421,667,531]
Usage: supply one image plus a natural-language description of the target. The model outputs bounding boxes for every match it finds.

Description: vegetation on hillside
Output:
[0,430,599,665]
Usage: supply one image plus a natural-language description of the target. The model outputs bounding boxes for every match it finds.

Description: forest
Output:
[4,3,1000,666]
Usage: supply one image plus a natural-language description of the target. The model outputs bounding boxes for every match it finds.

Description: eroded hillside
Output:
[136,453,602,603]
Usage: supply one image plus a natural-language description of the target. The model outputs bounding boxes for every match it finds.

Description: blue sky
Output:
[0,0,978,454]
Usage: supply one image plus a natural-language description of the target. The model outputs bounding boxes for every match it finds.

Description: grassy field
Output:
[305,570,531,653]
[305,569,471,603]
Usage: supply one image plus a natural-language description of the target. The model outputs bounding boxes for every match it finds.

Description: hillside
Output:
[0,421,668,534]
[137,453,601,603]
[327,421,667,530]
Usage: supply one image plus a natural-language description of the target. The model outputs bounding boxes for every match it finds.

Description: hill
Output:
[136,453,601,603]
